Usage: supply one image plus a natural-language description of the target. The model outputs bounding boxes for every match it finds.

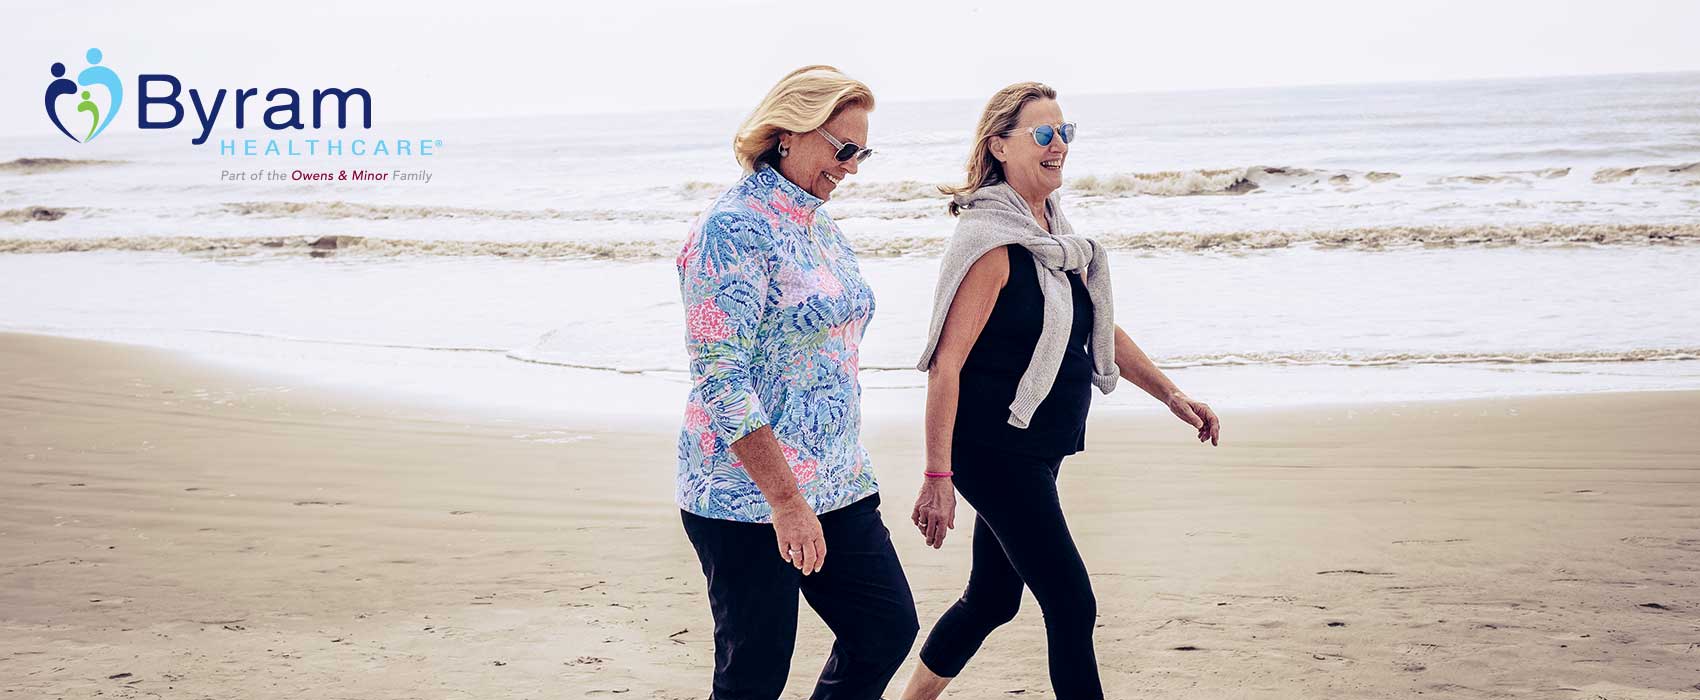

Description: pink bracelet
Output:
[924,471,954,479]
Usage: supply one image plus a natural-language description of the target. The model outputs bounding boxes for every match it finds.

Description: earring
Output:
[776,141,790,158]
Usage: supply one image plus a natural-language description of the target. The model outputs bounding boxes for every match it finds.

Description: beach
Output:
[4,332,1697,699]
[5,68,1700,699]
[4,0,1698,694]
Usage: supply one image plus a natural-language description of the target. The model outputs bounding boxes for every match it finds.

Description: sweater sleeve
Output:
[678,209,773,445]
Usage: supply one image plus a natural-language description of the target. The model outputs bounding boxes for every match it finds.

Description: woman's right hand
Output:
[912,477,957,549]
[771,496,827,575]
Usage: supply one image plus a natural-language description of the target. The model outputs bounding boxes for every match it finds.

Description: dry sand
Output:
[2,332,1697,699]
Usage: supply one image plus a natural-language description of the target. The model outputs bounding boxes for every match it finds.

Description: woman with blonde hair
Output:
[676,64,917,699]
[902,82,1222,699]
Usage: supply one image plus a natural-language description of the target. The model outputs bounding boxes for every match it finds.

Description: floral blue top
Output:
[675,165,879,523]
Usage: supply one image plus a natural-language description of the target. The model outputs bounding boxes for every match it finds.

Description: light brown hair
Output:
[941,82,1058,216]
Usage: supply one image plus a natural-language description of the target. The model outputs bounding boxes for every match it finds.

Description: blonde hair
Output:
[733,65,875,174]
[941,82,1058,216]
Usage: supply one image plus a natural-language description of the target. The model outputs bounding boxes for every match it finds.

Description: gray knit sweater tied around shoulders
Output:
[915,182,1119,429]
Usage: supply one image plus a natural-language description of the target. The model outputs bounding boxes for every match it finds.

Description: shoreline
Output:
[3,332,1698,698]
[7,325,1700,435]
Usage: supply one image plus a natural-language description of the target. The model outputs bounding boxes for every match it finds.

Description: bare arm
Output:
[1113,324,1180,401]
[728,426,826,572]
[914,246,1009,547]
[1113,323,1221,445]
[925,247,1009,474]
[728,426,802,505]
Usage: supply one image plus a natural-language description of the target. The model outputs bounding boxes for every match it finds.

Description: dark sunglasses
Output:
[1005,121,1077,147]
[816,128,875,163]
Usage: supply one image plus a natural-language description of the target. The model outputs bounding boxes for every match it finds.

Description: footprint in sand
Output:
[1620,536,1700,552]
[1394,642,1442,656]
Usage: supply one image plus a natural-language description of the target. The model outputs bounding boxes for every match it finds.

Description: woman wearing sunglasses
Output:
[904,82,1222,699]
[675,65,914,700]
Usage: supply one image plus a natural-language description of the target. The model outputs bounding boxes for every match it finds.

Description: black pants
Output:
[681,493,919,700]
[918,446,1102,699]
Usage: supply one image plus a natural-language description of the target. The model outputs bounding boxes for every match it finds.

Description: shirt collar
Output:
[752,163,826,216]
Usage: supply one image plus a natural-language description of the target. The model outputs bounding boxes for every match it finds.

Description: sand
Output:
[2,332,1697,699]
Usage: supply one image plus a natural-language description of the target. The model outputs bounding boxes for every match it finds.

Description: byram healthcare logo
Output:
[45,47,123,143]
[37,48,439,157]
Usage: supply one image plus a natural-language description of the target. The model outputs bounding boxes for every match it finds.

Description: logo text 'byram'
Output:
[45,48,377,146]
[138,77,372,145]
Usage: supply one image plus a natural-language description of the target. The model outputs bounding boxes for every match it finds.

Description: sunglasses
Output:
[1005,122,1077,147]
[816,128,875,163]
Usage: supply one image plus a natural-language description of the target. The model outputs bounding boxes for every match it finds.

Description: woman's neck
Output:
[1006,181,1047,234]
[1014,188,1051,233]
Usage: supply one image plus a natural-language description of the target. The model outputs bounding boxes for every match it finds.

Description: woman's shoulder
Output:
[965,244,1012,283]
[693,184,775,248]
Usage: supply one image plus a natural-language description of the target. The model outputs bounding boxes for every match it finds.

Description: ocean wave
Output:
[683,166,1332,202]
[193,162,1700,224]
[825,161,1694,203]
[0,207,70,223]
[1152,348,1700,368]
[675,181,725,197]
[2,223,1695,259]
[832,180,951,202]
[1591,162,1700,183]
[713,162,1660,204]
[678,179,949,203]
[1070,168,1265,196]
[0,157,126,175]
[1434,168,1571,185]
[12,161,1686,231]
[0,234,681,259]
[1103,223,1698,251]
[858,223,1700,255]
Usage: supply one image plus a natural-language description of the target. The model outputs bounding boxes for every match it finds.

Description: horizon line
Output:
[2,67,1695,141]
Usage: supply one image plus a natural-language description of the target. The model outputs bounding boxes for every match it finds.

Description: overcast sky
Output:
[4,0,1698,135]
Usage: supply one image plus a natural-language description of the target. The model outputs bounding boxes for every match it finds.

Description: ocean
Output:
[2,71,1697,423]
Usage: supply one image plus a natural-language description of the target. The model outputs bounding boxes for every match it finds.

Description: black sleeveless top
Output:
[954,245,1095,457]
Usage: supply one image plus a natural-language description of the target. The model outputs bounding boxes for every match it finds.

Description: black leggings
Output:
[918,445,1102,699]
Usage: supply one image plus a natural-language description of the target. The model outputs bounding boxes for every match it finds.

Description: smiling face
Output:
[776,105,868,201]
[991,98,1068,206]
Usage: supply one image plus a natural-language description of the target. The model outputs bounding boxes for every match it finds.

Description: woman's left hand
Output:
[1166,391,1221,446]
